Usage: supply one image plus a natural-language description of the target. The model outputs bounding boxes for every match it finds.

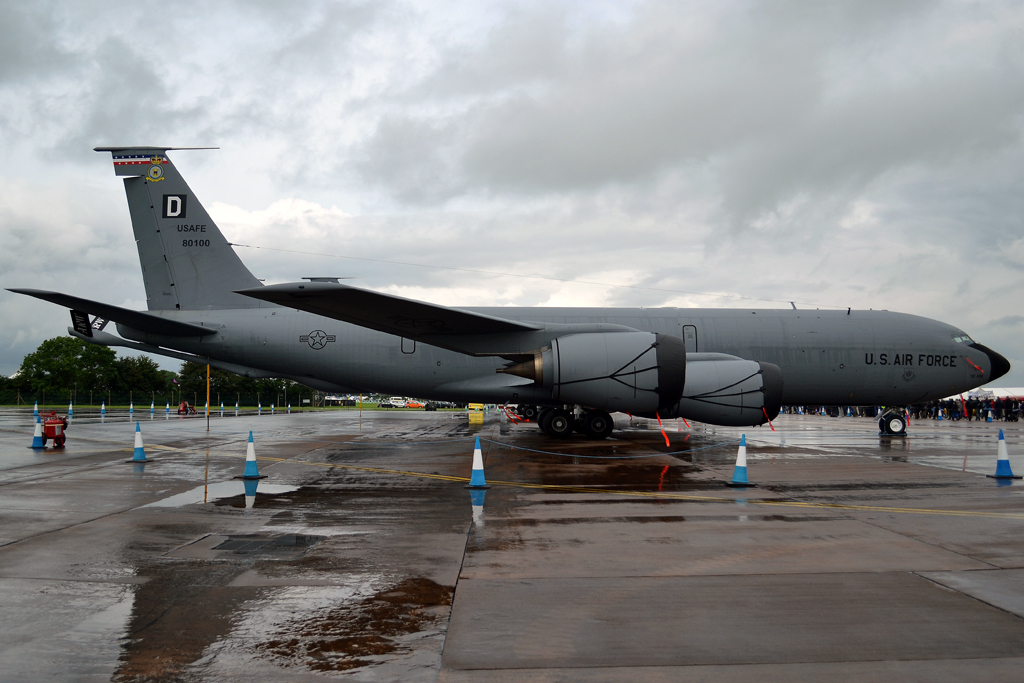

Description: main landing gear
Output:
[879,410,908,436]
[528,406,615,440]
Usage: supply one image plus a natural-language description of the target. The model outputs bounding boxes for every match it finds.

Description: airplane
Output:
[9,147,1011,439]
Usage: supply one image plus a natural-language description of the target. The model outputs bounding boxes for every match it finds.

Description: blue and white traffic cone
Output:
[165,402,170,417]
[466,436,490,488]
[236,431,267,479]
[287,403,291,414]
[846,407,852,417]
[987,410,994,423]
[987,429,1022,479]
[220,402,224,417]
[726,434,755,487]
[67,401,73,417]
[150,401,155,416]
[29,415,44,449]
[271,403,275,415]
[938,409,944,421]
[100,402,106,417]
[33,402,38,417]
[129,422,148,462]
[234,401,239,417]
[258,402,262,416]
[129,402,134,417]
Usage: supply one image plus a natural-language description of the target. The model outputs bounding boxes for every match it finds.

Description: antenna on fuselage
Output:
[790,302,796,310]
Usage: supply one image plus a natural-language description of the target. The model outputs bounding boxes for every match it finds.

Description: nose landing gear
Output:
[879,410,908,436]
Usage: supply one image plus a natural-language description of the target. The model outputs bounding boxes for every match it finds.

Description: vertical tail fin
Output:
[94,147,262,311]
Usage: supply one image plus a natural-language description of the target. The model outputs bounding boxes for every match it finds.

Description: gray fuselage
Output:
[119,305,998,407]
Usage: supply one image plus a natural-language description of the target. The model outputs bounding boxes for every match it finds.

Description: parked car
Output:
[389,397,407,408]
[376,400,396,409]
[406,400,425,409]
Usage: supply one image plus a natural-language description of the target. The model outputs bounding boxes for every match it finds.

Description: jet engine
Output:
[500,331,686,414]
[665,353,783,426]
[500,332,782,427]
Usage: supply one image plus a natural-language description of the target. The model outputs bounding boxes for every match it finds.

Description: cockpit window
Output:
[952,333,974,345]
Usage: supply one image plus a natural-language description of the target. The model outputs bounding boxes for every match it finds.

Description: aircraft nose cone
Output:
[971,343,1011,382]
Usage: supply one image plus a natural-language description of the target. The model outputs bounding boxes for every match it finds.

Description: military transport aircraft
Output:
[9,148,1011,439]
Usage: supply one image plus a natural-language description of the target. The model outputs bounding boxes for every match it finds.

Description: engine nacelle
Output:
[500,331,687,414]
[664,353,783,426]
[499,333,781,427]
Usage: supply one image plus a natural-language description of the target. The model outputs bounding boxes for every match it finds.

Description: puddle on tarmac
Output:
[237,577,454,671]
[513,462,712,492]
[142,481,299,507]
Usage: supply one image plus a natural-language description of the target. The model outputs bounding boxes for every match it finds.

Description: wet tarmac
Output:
[0,408,1023,681]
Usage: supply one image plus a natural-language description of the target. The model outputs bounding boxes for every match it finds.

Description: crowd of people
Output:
[907,397,1020,422]
[781,397,1022,422]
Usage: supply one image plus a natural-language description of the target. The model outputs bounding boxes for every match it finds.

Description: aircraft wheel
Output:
[546,409,575,438]
[520,405,539,421]
[582,410,614,439]
[538,408,554,434]
[879,413,907,436]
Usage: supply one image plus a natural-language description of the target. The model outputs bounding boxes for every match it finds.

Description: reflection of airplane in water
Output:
[11,148,1010,439]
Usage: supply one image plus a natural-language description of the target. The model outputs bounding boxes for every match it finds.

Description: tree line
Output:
[0,336,317,407]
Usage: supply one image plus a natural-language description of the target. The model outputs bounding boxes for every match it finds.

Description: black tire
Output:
[546,409,575,438]
[538,408,554,434]
[880,413,907,435]
[520,405,539,421]
[582,410,614,439]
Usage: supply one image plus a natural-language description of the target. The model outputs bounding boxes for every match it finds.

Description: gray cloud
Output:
[2,0,1024,388]
[989,315,1024,327]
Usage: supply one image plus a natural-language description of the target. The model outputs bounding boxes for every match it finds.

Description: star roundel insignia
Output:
[148,164,164,181]
[307,330,328,349]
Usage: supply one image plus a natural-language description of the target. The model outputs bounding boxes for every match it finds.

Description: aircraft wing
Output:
[237,282,541,338]
[8,289,216,337]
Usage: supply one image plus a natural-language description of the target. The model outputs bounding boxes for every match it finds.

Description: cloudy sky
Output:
[2,0,1023,386]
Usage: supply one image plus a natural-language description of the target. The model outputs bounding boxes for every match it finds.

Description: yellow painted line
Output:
[250,455,1024,520]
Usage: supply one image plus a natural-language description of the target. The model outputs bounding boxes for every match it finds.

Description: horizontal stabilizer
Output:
[9,289,215,337]
[236,282,541,338]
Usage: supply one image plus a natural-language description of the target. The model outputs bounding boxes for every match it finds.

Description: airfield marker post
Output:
[206,364,210,432]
